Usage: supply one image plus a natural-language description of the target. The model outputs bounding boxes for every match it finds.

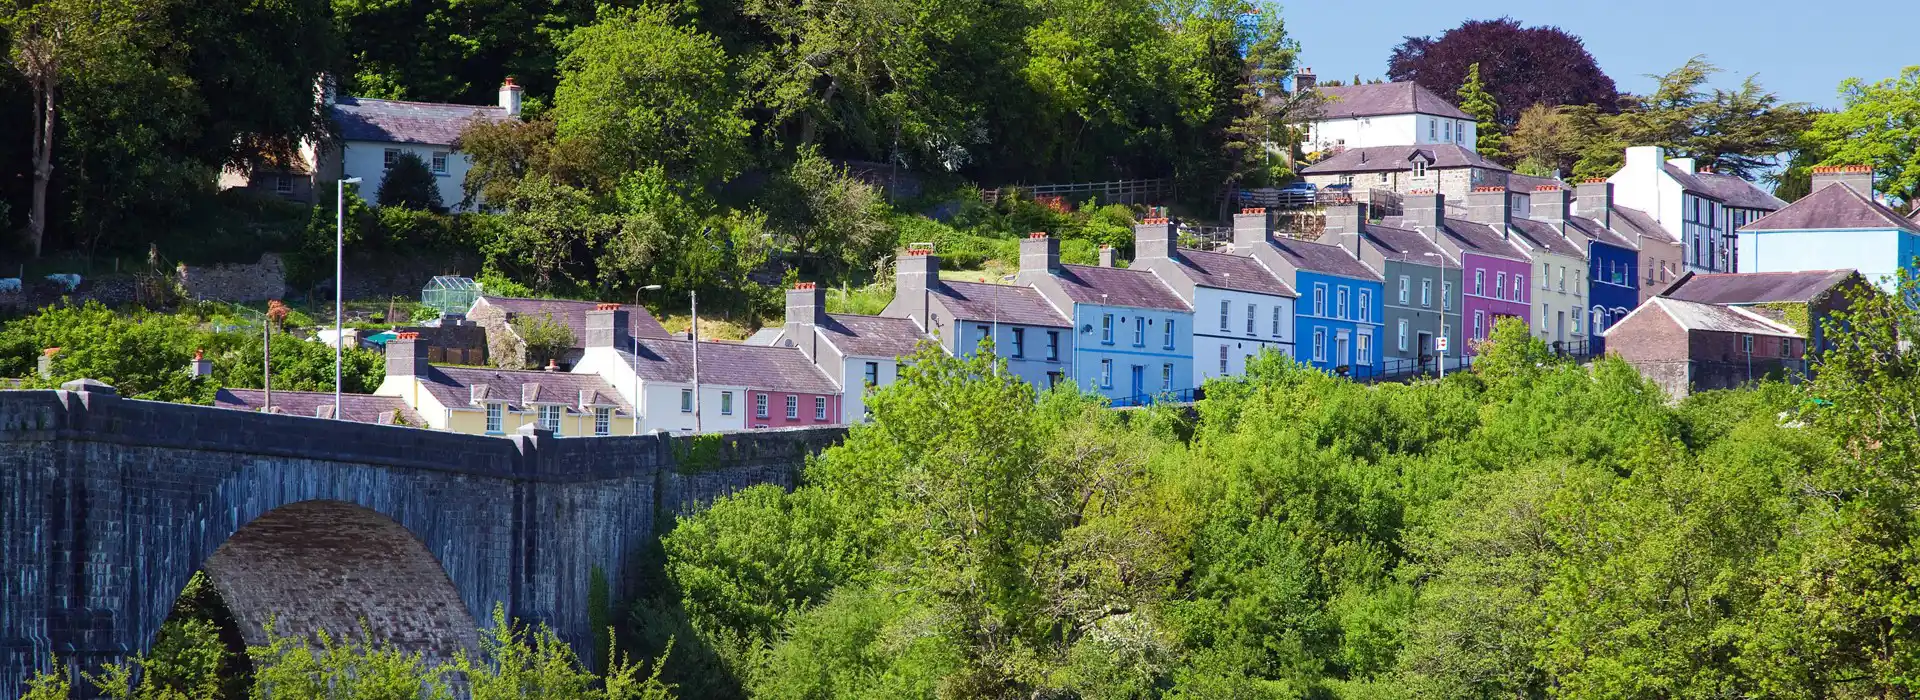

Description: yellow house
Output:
[374,332,636,437]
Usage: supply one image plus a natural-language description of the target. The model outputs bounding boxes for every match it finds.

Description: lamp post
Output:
[690,289,701,433]
[635,285,662,435]
[335,176,362,419]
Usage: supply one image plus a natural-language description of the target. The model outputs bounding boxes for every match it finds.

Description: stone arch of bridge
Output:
[172,499,481,665]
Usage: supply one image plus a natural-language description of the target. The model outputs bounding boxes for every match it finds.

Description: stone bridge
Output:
[0,381,844,696]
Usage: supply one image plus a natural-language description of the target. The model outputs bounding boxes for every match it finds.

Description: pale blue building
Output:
[1017,234,1194,404]
[1738,166,1920,293]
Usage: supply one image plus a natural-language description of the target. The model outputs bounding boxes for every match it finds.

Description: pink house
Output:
[745,390,842,429]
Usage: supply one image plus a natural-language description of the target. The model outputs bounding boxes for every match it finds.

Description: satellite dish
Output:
[783,339,794,347]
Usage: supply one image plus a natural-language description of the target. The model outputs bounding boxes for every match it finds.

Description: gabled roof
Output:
[1313,82,1473,120]
[1740,182,1920,234]
[1505,172,1570,194]
[215,388,426,426]
[818,313,930,358]
[1610,297,1799,337]
[1567,216,1638,251]
[1439,218,1531,262]
[416,366,632,414]
[1302,144,1505,175]
[932,280,1071,328]
[1608,205,1678,244]
[474,296,672,346]
[1049,264,1193,311]
[1359,222,1456,265]
[1267,238,1381,281]
[1661,269,1859,305]
[620,339,840,394]
[1172,248,1297,297]
[1510,218,1587,260]
[330,96,513,145]
[1694,171,1786,211]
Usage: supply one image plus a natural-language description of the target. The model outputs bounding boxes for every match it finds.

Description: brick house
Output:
[1659,268,1869,361]
[1602,297,1806,399]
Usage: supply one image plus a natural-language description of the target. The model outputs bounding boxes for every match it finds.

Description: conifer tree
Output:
[1457,62,1505,160]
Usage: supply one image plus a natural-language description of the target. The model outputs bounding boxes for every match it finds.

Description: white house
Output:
[774,283,933,423]
[1606,146,1783,275]
[1129,218,1298,387]
[1297,70,1479,155]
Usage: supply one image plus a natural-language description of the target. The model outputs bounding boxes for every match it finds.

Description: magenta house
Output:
[1393,189,1533,354]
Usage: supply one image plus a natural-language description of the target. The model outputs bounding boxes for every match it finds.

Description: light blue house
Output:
[883,247,1075,392]
[1233,220,1385,375]
[1738,166,1920,293]
[1017,233,1194,404]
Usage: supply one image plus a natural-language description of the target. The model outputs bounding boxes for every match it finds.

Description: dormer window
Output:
[485,402,503,434]
[1410,159,1428,178]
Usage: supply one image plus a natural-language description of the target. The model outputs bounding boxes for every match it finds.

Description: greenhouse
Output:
[421,276,480,316]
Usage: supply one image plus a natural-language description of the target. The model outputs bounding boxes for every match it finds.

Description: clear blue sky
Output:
[1283,1,1920,109]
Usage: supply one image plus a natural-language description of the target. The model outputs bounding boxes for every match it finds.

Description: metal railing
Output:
[1110,387,1202,408]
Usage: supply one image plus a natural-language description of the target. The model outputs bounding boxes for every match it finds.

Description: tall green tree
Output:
[1571,56,1811,180]
[1456,62,1504,160]
[1803,66,1920,207]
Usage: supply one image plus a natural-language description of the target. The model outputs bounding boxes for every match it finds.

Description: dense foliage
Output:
[1386,17,1618,128]
[1801,66,1920,205]
[633,301,1920,698]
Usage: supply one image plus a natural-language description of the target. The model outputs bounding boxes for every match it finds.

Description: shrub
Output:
[376,152,444,211]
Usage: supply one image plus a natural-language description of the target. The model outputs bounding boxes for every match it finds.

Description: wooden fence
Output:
[983,178,1173,207]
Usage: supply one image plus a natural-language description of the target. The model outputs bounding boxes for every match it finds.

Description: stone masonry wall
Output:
[0,385,843,697]
[176,253,288,302]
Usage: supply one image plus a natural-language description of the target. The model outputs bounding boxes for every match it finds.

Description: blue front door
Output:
[1130,365,1144,398]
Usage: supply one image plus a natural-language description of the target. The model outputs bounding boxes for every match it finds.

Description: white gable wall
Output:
[1308,114,1478,154]
[338,140,478,211]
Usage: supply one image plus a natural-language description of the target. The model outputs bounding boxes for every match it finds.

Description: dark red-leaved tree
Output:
[1387,17,1619,127]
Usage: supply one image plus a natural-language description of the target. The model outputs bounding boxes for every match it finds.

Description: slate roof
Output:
[1510,218,1588,260]
[215,388,426,425]
[1740,182,1920,234]
[1439,218,1531,261]
[1360,222,1455,265]
[1174,248,1297,297]
[1564,216,1635,250]
[331,96,513,145]
[1302,144,1506,175]
[1313,82,1473,120]
[819,314,931,358]
[620,339,839,394]
[1049,264,1193,311]
[1661,270,1859,305]
[1267,238,1381,281]
[1614,297,1799,337]
[474,296,672,346]
[933,280,1071,327]
[1663,164,1720,201]
[1695,171,1786,211]
[1609,205,1678,243]
[1505,172,1570,193]
[417,366,632,413]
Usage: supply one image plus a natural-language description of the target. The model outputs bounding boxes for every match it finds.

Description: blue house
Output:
[1553,180,1640,354]
[1737,166,1920,294]
[1233,223,1385,375]
[1017,233,1195,403]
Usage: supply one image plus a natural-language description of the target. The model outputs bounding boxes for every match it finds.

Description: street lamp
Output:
[634,285,662,435]
[335,176,362,419]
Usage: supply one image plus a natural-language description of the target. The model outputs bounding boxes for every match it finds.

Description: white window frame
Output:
[1337,288,1350,319]
[1473,271,1484,296]
[1101,313,1114,344]
[1357,290,1371,323]
[1474,311,1486,340]
[274,174,294,195]
[1133,316,1145,347]
[485,401,503,435]
[1246,303,1257,335]
[720,391,733,416]
[814,396,828,420]
[1410,159,1427,178]
[1314,283,1328,315]
[594,406,611,436]
[785,395,799,419]
[1219,345,1229,374]
[680,389,693,413]
[1162,363,1173,389]
[383,148,401,169]
[1398,276,1410,304]
[538,404,562,434]
[430,151,449,175]
[1421,279,1432,308]
[1271,306,1282,337]
[1356,333,1372,366]
[1163,319,1175,349]
[1397,319,1408,351]
[1513,275,1524,302]
[1442,280,1452,311]
[1313,328,1327,362]
[1494,272,1507,300]
[755,393,769,418]
[1101,359,1114,388]
[1219,300,1231,331]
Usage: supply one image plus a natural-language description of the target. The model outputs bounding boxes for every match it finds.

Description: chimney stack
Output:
[584,303,630,349]
[38,347,58,380]
[1324,203,1365,236]
[1403,190,1443,235]
[1232,208,1274,251]
[895,245,938,328]
[499,77,524,118]
[385,332,429,379]
[1098,245,1116,267]
[1575,178,1613,229]
[187,349,212,378]
[1624,146,1666,177]
[1812,165,1875,198]
[1294,67,1317,93]
[1133,217,1176,261]
[1666,156,1697,175]
[1532,185,1570,223]
[1020,232,1061,276]
[1466,186,1512,234]
[784,283,826,359]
